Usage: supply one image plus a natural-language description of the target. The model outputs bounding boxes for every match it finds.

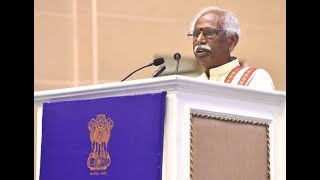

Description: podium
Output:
[34,75,286,180]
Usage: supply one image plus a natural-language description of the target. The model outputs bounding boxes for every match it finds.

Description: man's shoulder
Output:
[251,68,272,78]
[244,67,275,90]
[228,65,274,89]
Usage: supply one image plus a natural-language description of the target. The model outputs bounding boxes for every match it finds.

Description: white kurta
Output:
[197,59,275,91]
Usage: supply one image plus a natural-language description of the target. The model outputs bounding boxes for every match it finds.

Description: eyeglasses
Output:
[187,28,227,40]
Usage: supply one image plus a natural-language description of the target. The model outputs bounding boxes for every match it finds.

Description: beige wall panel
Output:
[34,81,74,91]
[78,0,92,15]
[97,0,284,26]
[232,0,285,27]
[34,15,74,84]
[34,79,94,92]
[34,0,73,13]
[96,17,178,81]
[78,9,94,82]
[97,0,197,18]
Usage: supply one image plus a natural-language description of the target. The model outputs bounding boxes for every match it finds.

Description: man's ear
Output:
[228,34,239,52]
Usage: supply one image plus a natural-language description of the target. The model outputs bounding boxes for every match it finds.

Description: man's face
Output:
[192,13,232,70]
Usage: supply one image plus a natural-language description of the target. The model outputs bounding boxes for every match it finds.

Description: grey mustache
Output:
[194,44,211,53]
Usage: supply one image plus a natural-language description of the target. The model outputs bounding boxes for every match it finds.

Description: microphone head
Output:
[174,53,181,61]
[153,57,164,66]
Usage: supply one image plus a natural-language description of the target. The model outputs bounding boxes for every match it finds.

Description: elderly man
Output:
[188,6,274,90]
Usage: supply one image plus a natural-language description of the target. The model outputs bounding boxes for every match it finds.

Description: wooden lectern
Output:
[34,75,286,180]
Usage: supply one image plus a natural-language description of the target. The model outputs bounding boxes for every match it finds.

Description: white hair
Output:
[189,6,240,40]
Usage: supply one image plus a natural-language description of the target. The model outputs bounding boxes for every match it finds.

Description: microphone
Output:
[174,53,181,75]
[151,58,164,66]
[121,57,164,81]
[152,65,166,78]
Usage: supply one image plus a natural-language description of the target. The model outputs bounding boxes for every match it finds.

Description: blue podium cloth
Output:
[39,92,167,180]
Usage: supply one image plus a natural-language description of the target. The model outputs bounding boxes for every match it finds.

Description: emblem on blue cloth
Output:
[87,114,114,171]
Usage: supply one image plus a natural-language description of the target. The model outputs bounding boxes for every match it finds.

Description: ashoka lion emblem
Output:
[87,114,114,171]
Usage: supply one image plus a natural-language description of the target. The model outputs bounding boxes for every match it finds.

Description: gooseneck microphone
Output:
[174,53,181,75]
[152,65,166,78]
[121,57,164,81]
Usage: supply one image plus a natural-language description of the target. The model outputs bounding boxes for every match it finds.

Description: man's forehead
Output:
[195,13,221,26]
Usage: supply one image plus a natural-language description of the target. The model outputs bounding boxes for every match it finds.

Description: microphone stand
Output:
[175,59,180,75]
[121,64,151,82]
[120,57,164,82]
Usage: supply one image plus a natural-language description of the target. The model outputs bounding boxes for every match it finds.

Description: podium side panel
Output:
[190,114,269,180]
